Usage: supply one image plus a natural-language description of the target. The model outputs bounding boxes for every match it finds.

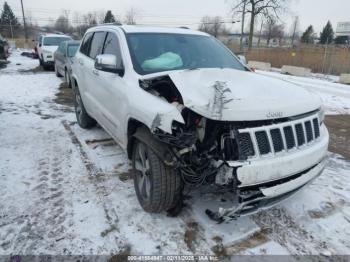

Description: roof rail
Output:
[100,22,123,26]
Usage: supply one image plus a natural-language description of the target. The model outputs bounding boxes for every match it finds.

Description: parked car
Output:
[71,25,329,221]
[54,40,80,87]
[0,34,9,60]
[37,34,72,70]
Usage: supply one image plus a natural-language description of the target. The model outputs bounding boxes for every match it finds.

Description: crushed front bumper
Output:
[207,124,329,222]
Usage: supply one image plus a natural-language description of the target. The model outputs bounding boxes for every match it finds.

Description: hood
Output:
[42,46,58,53]
[159,68,321,121]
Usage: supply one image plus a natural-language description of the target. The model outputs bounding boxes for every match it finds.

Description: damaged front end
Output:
[140,75,242,188]
[139,73,328,223]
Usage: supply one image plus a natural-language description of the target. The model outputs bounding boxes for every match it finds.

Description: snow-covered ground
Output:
[257,69,350,115]
[1,51,350,257]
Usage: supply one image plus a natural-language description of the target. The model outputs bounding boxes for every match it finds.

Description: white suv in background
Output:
[71,25,329,222]
[37,34,72,70]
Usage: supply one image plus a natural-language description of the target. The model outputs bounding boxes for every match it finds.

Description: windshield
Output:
[67,45,79,57]
[43,37,71,46]
[126,33,245,75]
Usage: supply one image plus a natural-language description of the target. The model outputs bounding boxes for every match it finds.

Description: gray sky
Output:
[2,0,350,34]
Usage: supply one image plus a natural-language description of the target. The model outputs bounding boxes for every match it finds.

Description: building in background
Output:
[335,22,350,44]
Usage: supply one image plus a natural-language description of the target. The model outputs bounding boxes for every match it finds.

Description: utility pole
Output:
[240,0,247,51]
[20,0,28,42]
[291,16,299,47]
[257,20,263,48]
[9,20,14,39]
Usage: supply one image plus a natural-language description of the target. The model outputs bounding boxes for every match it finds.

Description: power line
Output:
[20,0,28,40]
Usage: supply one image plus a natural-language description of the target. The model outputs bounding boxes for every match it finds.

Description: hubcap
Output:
[134,143,151,199]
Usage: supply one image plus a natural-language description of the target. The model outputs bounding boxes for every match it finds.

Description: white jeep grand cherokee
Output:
[71,25,329,222]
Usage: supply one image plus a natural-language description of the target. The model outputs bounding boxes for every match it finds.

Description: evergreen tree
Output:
[0,2,19,26]
[319,21,334,44]
[103,10,116,23]
[301,25,315,44]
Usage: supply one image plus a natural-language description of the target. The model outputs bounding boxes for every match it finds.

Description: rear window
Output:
[68,45,79,57]
[43,37,71,46]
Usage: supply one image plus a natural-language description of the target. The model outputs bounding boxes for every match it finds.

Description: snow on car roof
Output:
[121,25,208,35]
[43,34,71,38]
[89,24,209,36]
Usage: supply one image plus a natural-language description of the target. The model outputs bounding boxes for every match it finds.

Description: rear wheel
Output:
[74,86,96,129]
[65,69,71,88]
[132,138,183,213]
[55,62,62,77]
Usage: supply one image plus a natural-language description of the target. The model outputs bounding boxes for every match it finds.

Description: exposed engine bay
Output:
[139,74,328,222]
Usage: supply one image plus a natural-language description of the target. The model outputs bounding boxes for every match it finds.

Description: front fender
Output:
[133,127,175,166]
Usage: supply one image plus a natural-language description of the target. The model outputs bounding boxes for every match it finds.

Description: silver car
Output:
[54,40,80,87]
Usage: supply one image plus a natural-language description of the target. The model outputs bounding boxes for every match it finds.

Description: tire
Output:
[42,63,51,71]
[73,86,96,129]
[65,69,71,88]
[132,138,183,214]
[55,62,62,77]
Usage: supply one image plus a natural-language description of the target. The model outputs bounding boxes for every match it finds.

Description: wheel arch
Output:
[127,118,147,160]
[127,119,175,166]
[71,76,79,91]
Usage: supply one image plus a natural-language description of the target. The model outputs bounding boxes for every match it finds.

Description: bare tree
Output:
[263,16,284,46]
[83,12,97,27]
[94,10,106,24]
[198,16,228,38]
[54,15,70,33]
[263,16,276,45]
[124,7,138,25]
[232,0,288,49]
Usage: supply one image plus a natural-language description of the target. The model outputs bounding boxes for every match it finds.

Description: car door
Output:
[55,42,65,74]
[75,32,93,111]
[90,31,128,143]
[82,31,108,124]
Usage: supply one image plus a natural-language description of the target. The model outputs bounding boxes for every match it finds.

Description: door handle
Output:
[78,59,84,66]
[92,69,99,76]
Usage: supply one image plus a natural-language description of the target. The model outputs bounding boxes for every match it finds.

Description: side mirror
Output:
[95,54,124,75]
[39,43,42,47]
[237,55,247,65]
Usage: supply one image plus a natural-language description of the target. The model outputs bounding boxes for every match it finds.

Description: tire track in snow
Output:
[252,207,331,255]
[62,120,131,253]
[1,131,74,253]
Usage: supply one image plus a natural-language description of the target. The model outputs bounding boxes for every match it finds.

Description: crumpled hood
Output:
[165,68,321,121]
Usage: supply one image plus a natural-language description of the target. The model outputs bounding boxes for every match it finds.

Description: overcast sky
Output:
[3,0,350,34]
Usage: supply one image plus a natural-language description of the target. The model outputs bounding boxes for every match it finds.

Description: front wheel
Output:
[132,139,183,213]
[55,62,62,77]
[74,87,96,129]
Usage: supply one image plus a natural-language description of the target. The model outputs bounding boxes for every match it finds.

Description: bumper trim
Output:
[206,158,327,222]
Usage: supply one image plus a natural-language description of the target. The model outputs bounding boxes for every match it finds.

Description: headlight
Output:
[318,106,325,124]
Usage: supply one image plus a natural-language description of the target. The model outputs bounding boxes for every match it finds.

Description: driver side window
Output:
[103,32,123,68]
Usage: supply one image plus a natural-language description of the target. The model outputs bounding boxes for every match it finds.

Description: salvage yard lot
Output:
[1,51,350,256]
